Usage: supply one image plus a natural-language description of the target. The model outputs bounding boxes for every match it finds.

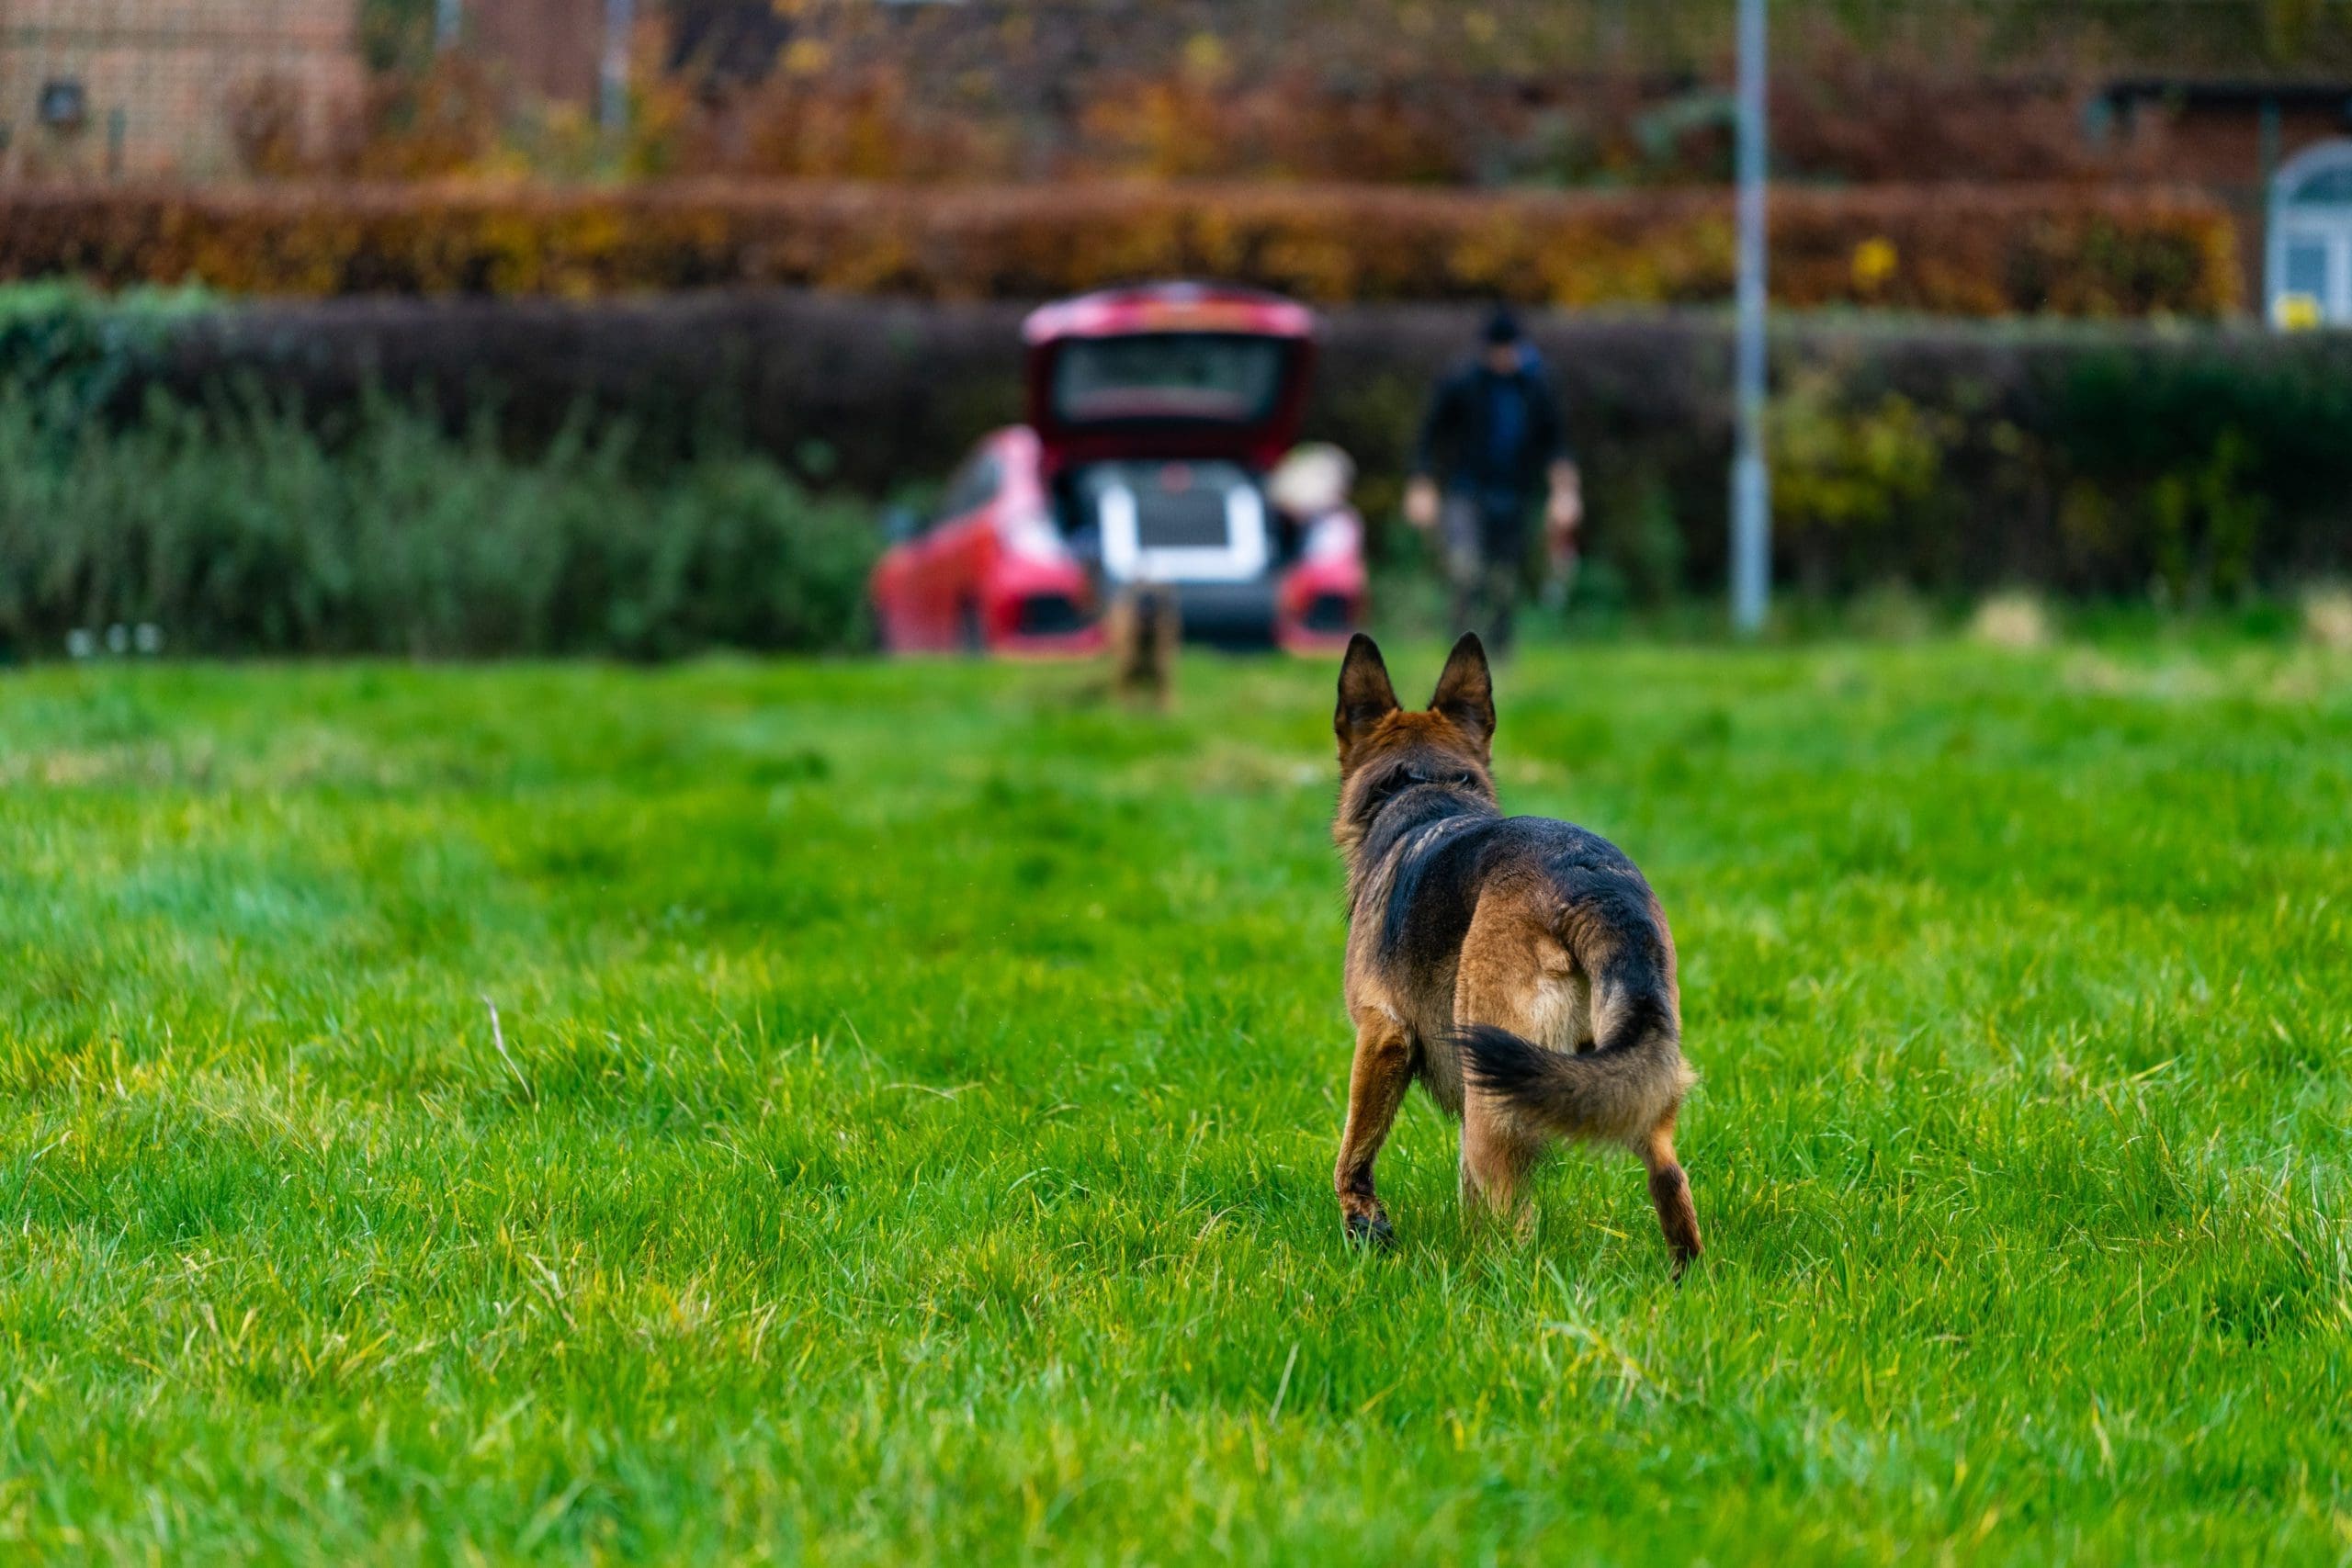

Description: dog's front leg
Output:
[1334,1014,1413,1248]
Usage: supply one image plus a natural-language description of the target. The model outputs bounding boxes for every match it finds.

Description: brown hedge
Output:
[0,182,2240,316]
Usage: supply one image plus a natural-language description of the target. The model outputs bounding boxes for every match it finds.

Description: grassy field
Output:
[3,639,2348,1564]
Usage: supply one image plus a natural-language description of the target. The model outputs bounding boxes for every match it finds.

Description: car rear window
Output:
[1050,333,1286,424]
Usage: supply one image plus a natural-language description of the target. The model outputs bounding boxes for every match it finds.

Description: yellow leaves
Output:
[1852,234,1899,293]
[1773,369,1951,540]
[0,185,2240,316]
[2192,215,2242,315]
[1181,32,1228,81]
[1255,227,1361,304]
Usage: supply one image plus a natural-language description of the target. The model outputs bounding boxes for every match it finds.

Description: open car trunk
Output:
[1023,285,1322,649]
[1058,457,1290,648]
[1023,286,1317,478]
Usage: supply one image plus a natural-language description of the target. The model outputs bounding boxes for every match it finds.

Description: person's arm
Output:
[1405,376,1457,530]
[1532,377,1581,547]
[1547,458,1583,550]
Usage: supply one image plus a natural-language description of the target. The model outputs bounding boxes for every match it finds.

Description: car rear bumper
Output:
[1125,567,1363,654]
[1172,581,1283,649]
[888,560,1359,660]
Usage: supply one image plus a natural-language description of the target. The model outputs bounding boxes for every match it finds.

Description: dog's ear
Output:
[1335,634,1400,758]
[1429,632,1495,751]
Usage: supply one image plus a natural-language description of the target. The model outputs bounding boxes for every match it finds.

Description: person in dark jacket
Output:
[1404,307,1581,655]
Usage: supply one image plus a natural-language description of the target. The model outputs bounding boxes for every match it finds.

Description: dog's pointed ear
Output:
[1335,633,1400,758]
[1429,632,1495,750]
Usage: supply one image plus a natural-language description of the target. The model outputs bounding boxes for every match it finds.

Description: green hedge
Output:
[0,389,878,660]
[6,289,2349,655]
[0,281,215,438]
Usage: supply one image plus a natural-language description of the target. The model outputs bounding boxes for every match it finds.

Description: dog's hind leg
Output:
[1453,990,1552,1226]
[1460,1090,1544,1229]
[1459,1053,1548,1230]
[1452,899,1583,1227]
[1637,1111,1703,1276]
[1334,1012,1413,1247]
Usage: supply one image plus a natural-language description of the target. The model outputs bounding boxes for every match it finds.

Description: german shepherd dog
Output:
[1103,584,1179,708]
[1330,632,1702,1272]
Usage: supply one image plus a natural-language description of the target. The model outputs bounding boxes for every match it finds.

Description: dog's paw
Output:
[1344,1208,1396,1251]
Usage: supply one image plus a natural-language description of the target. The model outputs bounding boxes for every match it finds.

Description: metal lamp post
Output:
[1730,0,1770,635]
[602,0,637,137]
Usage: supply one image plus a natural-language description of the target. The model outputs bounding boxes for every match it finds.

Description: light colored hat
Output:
[1269,442,1355,516]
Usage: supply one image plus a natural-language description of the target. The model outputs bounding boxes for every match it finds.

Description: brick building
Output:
[472,0,604,108]
[0,0,363,180]
[2099,78,2352,322]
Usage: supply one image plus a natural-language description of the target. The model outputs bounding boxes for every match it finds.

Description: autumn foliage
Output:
[0,182,2238,316]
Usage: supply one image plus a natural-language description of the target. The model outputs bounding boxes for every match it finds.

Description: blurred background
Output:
[2,0,2350,659]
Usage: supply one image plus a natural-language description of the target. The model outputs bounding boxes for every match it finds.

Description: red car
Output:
[870,283,1367,655]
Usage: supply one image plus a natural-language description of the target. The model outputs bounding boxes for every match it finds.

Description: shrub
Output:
[2048,341,2352,599]
[0,281,216,435]
[1772,367,1955,592]
[26,291,2352,631]
[0,390,877,660]
[0,182,2241,317]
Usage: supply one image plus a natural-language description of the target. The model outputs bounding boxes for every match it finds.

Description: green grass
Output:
[3,640,2348,1564]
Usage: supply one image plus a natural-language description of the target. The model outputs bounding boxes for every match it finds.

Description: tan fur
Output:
[1103,585,1179,708]
[1329,633,1703,1273]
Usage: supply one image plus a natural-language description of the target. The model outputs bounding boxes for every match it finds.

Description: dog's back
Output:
[1329,633,1702,1270]
[1355,807,1690,1141]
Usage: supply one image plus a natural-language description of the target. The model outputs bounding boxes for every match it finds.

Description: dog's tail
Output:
[1457,953,1703,1271]
[1453,983,1690,1147]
